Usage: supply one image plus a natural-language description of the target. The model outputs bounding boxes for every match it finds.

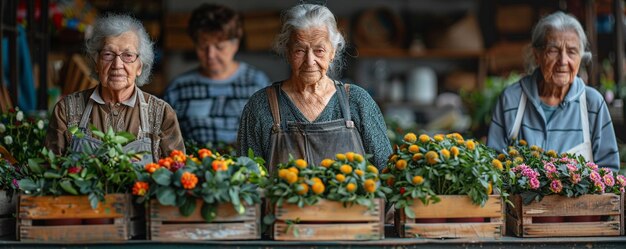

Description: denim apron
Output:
[266,81,366,173]
[509,90,593,161]
[69,89,154,166]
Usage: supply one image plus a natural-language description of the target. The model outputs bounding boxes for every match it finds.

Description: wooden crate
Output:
[18,194,139,242]
[507,194,623,237]
[273,198,384,241]
[395,195,504,239]
[0,190,16,238]
[148,199,260,241]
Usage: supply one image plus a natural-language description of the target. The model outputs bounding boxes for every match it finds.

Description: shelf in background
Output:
[357,47,484,59]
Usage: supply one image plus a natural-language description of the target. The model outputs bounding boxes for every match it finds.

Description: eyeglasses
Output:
[99,50,140,63]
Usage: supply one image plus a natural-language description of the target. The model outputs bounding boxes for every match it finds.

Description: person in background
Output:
[46,13,185,164]
[164,3,270,147]
[487,11,619,171]
[237,4,392,171]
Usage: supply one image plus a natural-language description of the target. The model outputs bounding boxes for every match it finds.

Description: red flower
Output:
[399,187,406,195]
[68,166,82,174]
[132,182,149,196]
[181,172,198,189]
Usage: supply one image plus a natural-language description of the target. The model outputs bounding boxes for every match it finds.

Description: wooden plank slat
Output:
[404,222,503,239]
[19,194,128,219]
[408,195,502,218]
[0,217,15,237]
[275,199,383,222]
[522,221,621,237]
[151,222,259,241]
[20,224,127,242]
[149,200,257,222]
[520,194,621,217]
[274,222,383,241]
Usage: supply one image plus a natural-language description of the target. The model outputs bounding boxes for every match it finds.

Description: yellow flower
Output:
[450,146,459,157]
[367,165,379,174]
[285,172,298,184]
[546,150,558,158]
[355,169,364,176]
[412,175,424,185]
[497,153,506,161]
[346,183,357,192]
[294,159,307,169]
[296,183,309,195]
[340,164,353,174]
[440,149,450,159]
[412,153,423,161]
[336,153,346,161]
[335,174,346,182]
[346,152,356,162]
[519,139,527,146]
[354,154,364,163]
[419,134,430,143]
[311,177,323,184]
[408,144,420,154]
[320,158,334,168]
[312,182,325,195]
[491,159,503,171]
[389,154,398,163]
[364,179,376,193]
[531,151,541,158]
[287,167,299,175]
[465,140,476,150]
[505,160,512,168]
[508,149,519,157]
[486,182,493,195]
[530,145,540,151]
[514,157,524,164]
[404,133,417,143]
[395,159,407,170]
[425,151,439,165]
[278,169,289,179]
[433,134,444,142]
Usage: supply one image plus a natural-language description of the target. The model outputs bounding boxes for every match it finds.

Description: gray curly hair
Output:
[273,4,346,78]
[524,11,591,74]
[85,13,155,86]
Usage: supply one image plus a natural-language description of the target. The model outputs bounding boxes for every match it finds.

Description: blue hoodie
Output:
[487,69,619,171]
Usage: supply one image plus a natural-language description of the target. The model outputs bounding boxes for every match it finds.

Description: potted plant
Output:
[134,148,267,241]
[502,139,626,237]
[381,132,506,238]
[266,153,390,241]
[17,126,142,241]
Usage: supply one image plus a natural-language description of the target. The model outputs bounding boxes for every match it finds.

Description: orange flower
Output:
[212,159,229,171]
[450,146,459,157]
[170,150,187,163]
[198,148,212,159]
[433,134,444,142]
[408,144,420,154]
[335,174,346,183]
[367,165,379,174]
[340,164,353,174]
[425,151,438,165]
[355,169,364,176]
[294,159,308,169]
[312,182,325,195]
[364,179,376,193]
[404,133,417,143]
[412,153,423,161]
[158,157,174,170]
[345,152,356,162]
[320,159,334,168]
[285,172,298,184]
[418,134,430,143]
[296,183,309,195]
[440,149,450,159]
[181,172,198,189]
[144,163,160,173]
[466,140,476,150]
[492,159,504,171]
[346,183,357,192]
[132,181,149,196]
[335,153,346,161]
[395,159,407,170]
[412,175,424,185]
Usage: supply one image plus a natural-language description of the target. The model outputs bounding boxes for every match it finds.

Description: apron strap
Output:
[509,91,527,140]
[266,84,282,132]
[579,90,590,144]
[137,89,150,137]
[79,98,95,129]
[335,81,354,128]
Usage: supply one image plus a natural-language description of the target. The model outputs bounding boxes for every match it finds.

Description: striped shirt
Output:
[487,69,619,171]
[164,63,270,145]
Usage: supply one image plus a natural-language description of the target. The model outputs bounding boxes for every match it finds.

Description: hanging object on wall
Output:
[353,7,406,50]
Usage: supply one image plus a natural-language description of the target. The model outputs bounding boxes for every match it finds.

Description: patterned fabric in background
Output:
[164,62,270,145]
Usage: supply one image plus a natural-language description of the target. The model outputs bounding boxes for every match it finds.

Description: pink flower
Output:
[586,162,599,171]
[600,168,612,175]
[566,163,578,172]
[544,162,557,173]
[550,180,563,193]
[594,181,606,193]
[12,179,18,188]
[529,177,540,190]
[603,174,615,187]
[620,187,625,193]
[617,175,626,187]
[590,171,601,183]
[571,173,581,184]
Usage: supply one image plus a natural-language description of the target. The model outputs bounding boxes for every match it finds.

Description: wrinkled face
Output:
[97,31,142,91]
[195,32,239,78]
[287,26,335,85]
[534,30,582,87]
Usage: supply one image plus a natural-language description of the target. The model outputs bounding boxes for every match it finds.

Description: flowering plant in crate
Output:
[0,107,47,193]
[266,152,390,210]
[133,148,267,222]
[501,139,626,204]
[18,126,142,208]
[380,133,505,218]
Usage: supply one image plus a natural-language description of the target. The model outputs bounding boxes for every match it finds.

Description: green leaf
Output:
[229,188,241,207]
[59,180,78,195]
[88,193,100,209]
[156,187,176,206]
[179,197,197,217]
[43,172,62,179]
[18,179,37,191]
[152,169,173,186]
[263,214,276,225]
[404,205,416,219]
[27,158,44,174]
[92,130,105,139]
[113,135,129,145]
[201,202,217,222]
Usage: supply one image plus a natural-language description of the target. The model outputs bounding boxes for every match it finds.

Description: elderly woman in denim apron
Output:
[487,11,619,171]
[237,4,392,171]
[46,14,185,165]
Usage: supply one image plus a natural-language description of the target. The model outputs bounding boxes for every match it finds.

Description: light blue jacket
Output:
[487,69,619,171]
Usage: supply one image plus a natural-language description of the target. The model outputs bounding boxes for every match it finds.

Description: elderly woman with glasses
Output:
[487,11,619,171]
[237,4,392,171]
[46,13,185,164]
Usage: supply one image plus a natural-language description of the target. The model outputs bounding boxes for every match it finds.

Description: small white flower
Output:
[37,120,44,130]
[3,136,12,145]
[16,111,23,121]
[0,124,5,133]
